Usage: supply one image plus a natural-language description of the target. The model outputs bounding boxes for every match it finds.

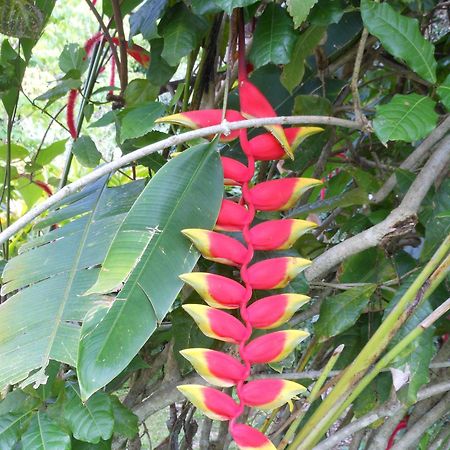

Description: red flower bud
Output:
[215,199,249,232]
[221,157,249,185]
[231,424,276,450]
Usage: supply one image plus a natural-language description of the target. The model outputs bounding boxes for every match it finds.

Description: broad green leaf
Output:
[314,285,377,340]
[361,0,437,83]
[146,39,177,86]
[0,390,40,415]
[35,139,67,166]
[64,385,114,444]
[281,25,326,92]
[72,135,102,168]
[119,102,165,143]
[21,412,71,450]
[111,396,138,439]
[78,142,223,399]
[0,142,29,160]
[88,111,117,128]
[59,43,88,78]
[437,74,450,111]
[0,413,28,449]
[373,94,438,144]
[0,0,44,38]
[0,178,144,390]
[294,94,331,116]
[309,0,344,25]
[249,4,297,69]
[35,79,81,102]
[129,0,167,40]
[287,0,318,28]
[124,78,159,107]
[72,438,112,449]
[212,0,258,14]
[159,3,208,67]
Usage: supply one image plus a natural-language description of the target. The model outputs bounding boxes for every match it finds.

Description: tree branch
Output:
[305,134,450,281]
[0,115,362,246]
[313,381,450,450]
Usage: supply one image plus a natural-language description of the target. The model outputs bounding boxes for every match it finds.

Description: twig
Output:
[0,115,363,246]
[372,115,450,203]
[313,381,450,450]
[351,28,370,127]
[305,134,450,282]
[110,0,128,94]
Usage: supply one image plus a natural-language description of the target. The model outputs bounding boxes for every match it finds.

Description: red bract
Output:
[111,37,150,68]
[176,29,322,449]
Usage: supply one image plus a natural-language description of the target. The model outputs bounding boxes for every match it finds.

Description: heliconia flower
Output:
[247,257,311,290]
[182,304,247,343]
[111,37,151,68]
[249,178,322,211]
[244,330,309,364]
[179,273,245,309]
[240,379,306,410]
[180,348,246,387]
[239,79,291,158]
[221,157,249,185]
[177,385,239,421]
[247,294,310,329]
[231,424,276,450]
[182,229,247,267]
[155,110,244,142]
[215,199,249,232]
[248,127,323,161]
[249,219,317,251]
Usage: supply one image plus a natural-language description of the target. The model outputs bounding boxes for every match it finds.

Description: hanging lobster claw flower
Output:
[231,424,276,450]
[248,127,324,161]
[155,110,244,142]
[249,178,322,211]
[240,379,306,410]
[239,79,292,158]
[182,304,247,343]
[244,330,309,364]
[179,273,245,309]
[180,349,246,387]
[249,219,317,251]
[221,157,249,185]
[247,294,310,329]
[178,385,240,420]
[111,37,151,68]
[182,229,247,267]
[215,199,249,232]
[247,257,311,290]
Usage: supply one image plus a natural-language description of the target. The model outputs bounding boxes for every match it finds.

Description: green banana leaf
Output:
[78,142,223,400]
[0,177,144,390]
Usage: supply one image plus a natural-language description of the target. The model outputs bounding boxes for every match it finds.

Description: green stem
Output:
[279,345,344,450]
[289,235,450,450]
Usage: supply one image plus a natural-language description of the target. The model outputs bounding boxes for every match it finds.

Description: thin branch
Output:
[305,134,450,282]
[110,0,128,94]
[0,115,363,246]
[373,115,450,203]
[313,381,450,450]
[351,28,370,126]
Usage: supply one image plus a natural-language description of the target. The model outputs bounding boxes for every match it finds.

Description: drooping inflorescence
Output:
[158,37,324,448]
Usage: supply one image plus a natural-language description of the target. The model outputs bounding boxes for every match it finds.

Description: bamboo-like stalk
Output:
[289,235,450,449]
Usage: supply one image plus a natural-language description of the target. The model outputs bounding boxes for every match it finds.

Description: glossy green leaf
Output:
[281,25,326,92]
[0,413,29,450]
[309,0,345,26]
[159,3,208,67]
[373,94,438,144]
[59,43,88,78]
[437,74,450,111]
[0,0,44,38]
[124,79,159,107]
[129,0,167,40]
[78,142,223,400]
[72,135,102,168]
[314,284,377,340]
[361,0,437,83]
[35,79,81,102]
[88,111,117,129]
[21,412,71,450]
[249,4,297,69]
[212,0,258,14]
[146,39,177,86]
[72,438,112,449]
[35,139,68,166]
[287,0,318,28]
[111,396,138,439]
[64,385,114,444]
[119,102,165,143]
[0,142,29,160]
[0,178,144,391]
